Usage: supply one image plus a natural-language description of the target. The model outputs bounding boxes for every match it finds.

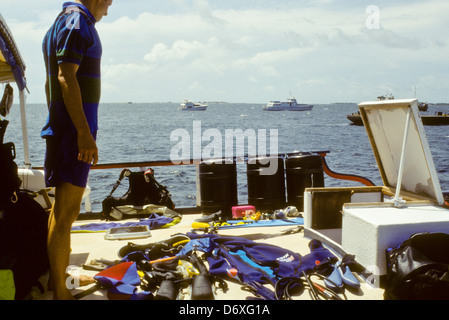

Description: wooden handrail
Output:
[34,151,332,170]
[316,152,375,187]
[32,150,376,187]
[90,151,331,170]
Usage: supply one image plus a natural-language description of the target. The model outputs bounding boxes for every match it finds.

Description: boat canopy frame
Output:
[0,13,30,168]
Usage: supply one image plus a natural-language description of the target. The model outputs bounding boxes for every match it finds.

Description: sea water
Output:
[4,102,449,213]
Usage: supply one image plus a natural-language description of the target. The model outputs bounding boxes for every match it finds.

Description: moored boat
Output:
[418,102,428,111]
[263,97,313,111]
[421,111,449,126]
[377,94,394,101]
[347,112,363,126]
[348,108,448,126]
[180,100,207,111]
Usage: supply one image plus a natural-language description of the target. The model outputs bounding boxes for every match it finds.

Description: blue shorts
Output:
[44,131,97,188]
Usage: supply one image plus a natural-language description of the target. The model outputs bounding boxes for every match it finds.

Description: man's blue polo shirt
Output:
[41,1,102,138]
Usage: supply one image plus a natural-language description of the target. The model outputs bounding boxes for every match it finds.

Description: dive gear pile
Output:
[101,168,175,220]
[385,232,449,300]
[0,118,49,299]
[76,232,365,300]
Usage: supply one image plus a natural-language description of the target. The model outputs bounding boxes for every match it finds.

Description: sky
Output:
[2,0,449,104]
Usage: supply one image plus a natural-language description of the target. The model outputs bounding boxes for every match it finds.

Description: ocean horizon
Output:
[4,101,449,212]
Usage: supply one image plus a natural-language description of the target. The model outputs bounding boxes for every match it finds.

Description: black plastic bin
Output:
[199,160,237,218]
[285,153,324,211]
[246,156,285,212]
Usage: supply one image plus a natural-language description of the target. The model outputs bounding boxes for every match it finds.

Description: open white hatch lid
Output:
[358,98,444,205]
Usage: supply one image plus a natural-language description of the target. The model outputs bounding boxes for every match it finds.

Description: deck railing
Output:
[33,150,375,214]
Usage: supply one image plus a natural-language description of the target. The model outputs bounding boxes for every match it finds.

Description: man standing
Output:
[42,0,112,300]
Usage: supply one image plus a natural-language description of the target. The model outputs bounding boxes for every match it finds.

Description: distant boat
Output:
[180,100,207,111]
[263,97,313,111]
[418,102,428,112]
[377,94,394,101]
[347,111,363,126]
[377,93,429,112]
[413,87,428,111]
[348,94,426,125]
[348,95,394,125]
[421,112,449,126]
[376,94,427,111]
[348,110,449,126]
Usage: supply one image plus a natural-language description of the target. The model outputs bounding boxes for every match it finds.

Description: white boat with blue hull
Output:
[263,97,313,111]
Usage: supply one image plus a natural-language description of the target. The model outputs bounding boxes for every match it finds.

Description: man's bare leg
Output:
[47,182,85,300]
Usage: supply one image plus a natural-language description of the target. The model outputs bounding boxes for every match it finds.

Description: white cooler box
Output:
[304,99,449,287]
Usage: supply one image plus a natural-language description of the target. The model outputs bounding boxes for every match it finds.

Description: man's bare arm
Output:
[45,77,50,110]
[58,62,98,165]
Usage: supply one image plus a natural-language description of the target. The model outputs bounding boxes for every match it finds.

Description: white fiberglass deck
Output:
[36,213,383,301]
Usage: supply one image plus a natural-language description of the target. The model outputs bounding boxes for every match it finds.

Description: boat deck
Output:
[36,212,384,301]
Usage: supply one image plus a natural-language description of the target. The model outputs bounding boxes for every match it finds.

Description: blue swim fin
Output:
[337,261,360,288]
[324,263,343,290]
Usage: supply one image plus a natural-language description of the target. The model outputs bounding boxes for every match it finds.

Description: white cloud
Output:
[144,40,208,63]
[193,0,227,26]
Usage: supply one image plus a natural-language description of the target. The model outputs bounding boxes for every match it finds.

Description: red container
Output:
[232,205,256,219]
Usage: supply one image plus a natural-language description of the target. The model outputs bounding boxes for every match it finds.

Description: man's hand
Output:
[77,130,98,165]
